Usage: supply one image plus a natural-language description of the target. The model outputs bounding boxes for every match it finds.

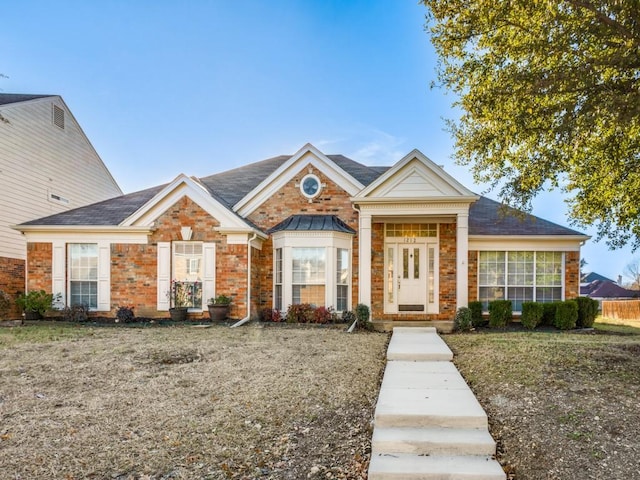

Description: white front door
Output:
[397,244,427,312]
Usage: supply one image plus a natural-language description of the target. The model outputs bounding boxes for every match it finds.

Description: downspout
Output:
[347,203,361,333]
[231,232,258,328]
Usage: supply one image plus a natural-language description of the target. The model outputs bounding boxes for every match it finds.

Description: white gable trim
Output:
[353,149,477,202]
[234,143,365,217]
[120,174,261,235]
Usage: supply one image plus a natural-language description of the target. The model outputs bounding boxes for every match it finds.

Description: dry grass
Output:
[0,324,389,479]
[443,327,640,479]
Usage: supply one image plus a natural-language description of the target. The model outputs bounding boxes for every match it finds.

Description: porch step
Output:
[381,360,468,390]
[372,320,454,333]
[369,453,505,480]
[374,387,488,429]
[372,426,496,456]
[386,328,453,361]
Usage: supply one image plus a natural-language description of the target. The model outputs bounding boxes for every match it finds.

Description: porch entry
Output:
[384,223,438,315]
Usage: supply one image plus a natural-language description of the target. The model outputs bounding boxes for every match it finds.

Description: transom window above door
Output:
[386,223,437,238]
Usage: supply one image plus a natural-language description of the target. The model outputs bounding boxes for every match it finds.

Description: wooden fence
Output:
[602,300,640,320]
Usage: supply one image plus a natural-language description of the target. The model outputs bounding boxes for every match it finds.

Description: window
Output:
[386,223,437,238]
[336,248,349,311]
[273,232,352,312]
[173,242,203,309]
[479,251,563,311]
[292,247,325,306]
[275,248,283,310]
[69,244,98,308]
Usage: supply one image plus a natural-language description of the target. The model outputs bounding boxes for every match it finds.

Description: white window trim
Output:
[272,231,352,312]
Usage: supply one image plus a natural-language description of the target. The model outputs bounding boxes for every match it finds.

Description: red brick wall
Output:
[468,250,478,302]
[371,222,458,321]
[247,164,359,311]
[110,196,249,319]
[26,243,53,293]
[0,256,26,319]
[565,251,580,299]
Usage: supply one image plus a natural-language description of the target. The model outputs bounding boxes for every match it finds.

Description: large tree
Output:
[422,0,640,249]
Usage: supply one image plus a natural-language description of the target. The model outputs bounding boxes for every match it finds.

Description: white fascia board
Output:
[21,228,151,244]
[234,143,365,217]
[121,174,254,231]
[469,235,590,251]
[354,149,476,199]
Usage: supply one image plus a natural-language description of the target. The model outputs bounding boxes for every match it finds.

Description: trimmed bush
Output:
[521,302,544,330]
[341,310,356,325]
[488,300,512,328]
[576,296,599,328]
[469,301,485,327]
[313,306,336,324]
[285,303,315,323]
[555,300,578,330]
[355,303,374,331]
[541,302,560,326]
[62,304,89,323]
[454,307,472,331]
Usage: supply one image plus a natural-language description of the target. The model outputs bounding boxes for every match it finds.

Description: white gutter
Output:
[231,233,258,328]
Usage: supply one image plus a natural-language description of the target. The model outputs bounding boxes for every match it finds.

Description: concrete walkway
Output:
[369,327,506,480]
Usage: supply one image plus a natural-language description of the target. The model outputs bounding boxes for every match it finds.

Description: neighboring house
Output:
[15,143,587,329]
[580,279,639,301]
[581,271,615,284]
[0,94,122,316]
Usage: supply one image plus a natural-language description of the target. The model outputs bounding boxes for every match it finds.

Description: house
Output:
[0,94,122,317]
[15,143,587,330]
[580,279,639,302]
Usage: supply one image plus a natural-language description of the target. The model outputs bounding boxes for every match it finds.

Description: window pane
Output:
[507,251,534,286]
[292,285,325,307]
[69,244,98,308]
[275,248,283,284]
[536,252,563,286]
[70,281,97,309]
[479,286,505,311]
[387,247,394,303]
[479,251,505,285]
[428,247,435,303]
[413,248,420,280]
[536,287,562,303]
[337,285,348,311]
[292,248,325,283]
[507,286,534,312]
[403,249,409,279]
[174,242,203,282]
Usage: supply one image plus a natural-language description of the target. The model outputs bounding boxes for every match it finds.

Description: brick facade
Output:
[370,222,458,321]
[468,250,478,302]
[247,164,360,312]
[565,251,580,299]
[0,256,26,319]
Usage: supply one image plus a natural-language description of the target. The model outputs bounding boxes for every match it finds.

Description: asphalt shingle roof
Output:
[0,94,53,106]
[580,280,640,298]
[18,151,584,238]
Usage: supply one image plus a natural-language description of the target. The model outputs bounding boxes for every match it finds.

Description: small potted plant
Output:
[16,290,59,320]
[207,294,231,322]
[168,280,191,322]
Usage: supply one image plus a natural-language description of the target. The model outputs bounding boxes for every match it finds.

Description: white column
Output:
[456,212,469,309]
[358,213,372,307]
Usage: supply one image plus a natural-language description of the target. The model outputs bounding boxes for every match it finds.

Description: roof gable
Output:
[353,149,477,201]
[121,174,260,234]
[234,143,366,217]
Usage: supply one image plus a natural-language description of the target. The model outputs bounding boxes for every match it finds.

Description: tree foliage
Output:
[422,1,640,248]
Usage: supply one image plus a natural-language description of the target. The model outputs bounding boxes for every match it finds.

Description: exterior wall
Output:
[0,256,25,319]
[468,250,478,302]
[371,222,458,321]
[110,196,248,319]
[247,164,359,311]
[26,243,53,292]
[565,251,580,299]
[0,97,121,262]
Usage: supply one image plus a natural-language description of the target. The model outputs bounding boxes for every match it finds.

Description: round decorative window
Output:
[300,174,321,199]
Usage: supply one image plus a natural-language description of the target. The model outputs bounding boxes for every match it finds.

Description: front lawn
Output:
[443,324,640,479]
[0,324,388,479]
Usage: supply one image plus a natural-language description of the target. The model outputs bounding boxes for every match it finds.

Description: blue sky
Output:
[2,0,634,281]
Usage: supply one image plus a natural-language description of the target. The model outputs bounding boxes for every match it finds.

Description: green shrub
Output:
[16,290,59,316]
[521,302,544,330]
[469,301,485,327]
[576,296,599,328]
[454,307,472,331]
[355,303,374,331]
[554,300,578,330]
[488,300,512,328]
[541,302,560,326]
